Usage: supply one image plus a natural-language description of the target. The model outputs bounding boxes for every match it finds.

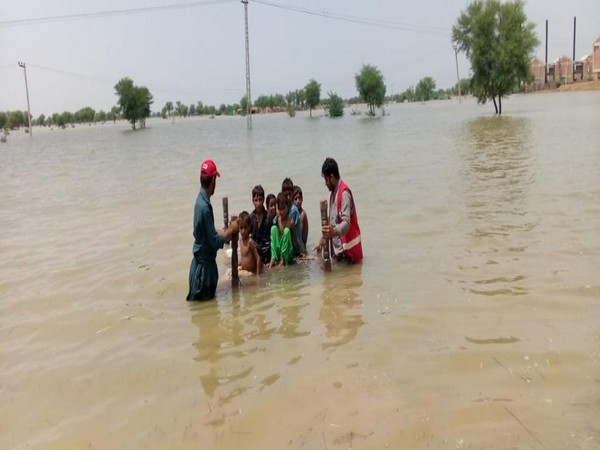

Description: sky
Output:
[1,0,598,116]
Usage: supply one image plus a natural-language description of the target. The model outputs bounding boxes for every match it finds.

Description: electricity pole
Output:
[242,0,252,130]
[452,43,461,103]
[18,61,33,136]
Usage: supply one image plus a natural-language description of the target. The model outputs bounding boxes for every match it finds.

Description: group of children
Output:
[236,178,310,277]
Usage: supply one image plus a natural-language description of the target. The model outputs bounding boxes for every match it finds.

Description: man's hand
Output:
[321,224,336,240]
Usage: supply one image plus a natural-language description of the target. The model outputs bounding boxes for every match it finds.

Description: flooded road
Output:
[1,91,599,449]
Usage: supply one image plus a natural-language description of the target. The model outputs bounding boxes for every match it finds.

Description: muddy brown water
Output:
[1,92,599,449]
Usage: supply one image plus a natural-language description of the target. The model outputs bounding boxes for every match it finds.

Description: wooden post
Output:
[222,197,239,286]
[320,199,331,271]
[222,197,229,229]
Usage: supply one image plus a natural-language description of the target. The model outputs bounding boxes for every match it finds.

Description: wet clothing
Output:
[186,187,225,301]
[270,224,294,265]
[289,204,303,255]
[250,207,271,264]
[328,179,363,263]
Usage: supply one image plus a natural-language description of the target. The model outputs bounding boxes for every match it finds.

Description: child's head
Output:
[276,192,289,218]
[251,185,265,212]
[281,177,294,201]
[292,186,303,210]
[238,211,252,239]
[266,193,276,217]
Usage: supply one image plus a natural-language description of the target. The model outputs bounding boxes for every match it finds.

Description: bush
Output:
[328,92,344,118]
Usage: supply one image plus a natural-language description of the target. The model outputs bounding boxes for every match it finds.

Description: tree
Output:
[452,0,538,114]
[114,77,153,129]
[165,101,173,117]
[328,92,344,118]
[304,79,321,117]
[355,64,386,116]
[415,77,436,101]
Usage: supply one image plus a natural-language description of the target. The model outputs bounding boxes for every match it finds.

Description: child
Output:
[292,185,309,253]
[266,193,277,224]
[281,177,303,257]
[269,192,296,267]
[238,211,261,277]
[249,185,271,264]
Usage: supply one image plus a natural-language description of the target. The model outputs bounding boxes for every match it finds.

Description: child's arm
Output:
[301,211,309,247]
[250,239,261,276]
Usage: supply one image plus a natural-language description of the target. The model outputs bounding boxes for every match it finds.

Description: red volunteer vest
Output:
[333,180,363,263]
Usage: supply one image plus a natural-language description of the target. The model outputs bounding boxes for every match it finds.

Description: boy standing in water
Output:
[249,185,271,264]
[293,185,309,253]
[269,192,296,267]
[266,193,277,224]
[238,211,261,277]
[281,178,303,256]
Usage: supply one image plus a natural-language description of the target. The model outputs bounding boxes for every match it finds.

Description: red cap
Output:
[200,159,220,177]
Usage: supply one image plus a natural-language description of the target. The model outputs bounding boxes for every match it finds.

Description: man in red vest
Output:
[318,157,363,264]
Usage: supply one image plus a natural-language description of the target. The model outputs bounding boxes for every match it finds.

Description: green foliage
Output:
[355,64,386,116]
[0,112,7,130]
[327,92,344,118]
[239,96,248,115]
[304,79,321,117]
[452,0,539,114]
[415,77,437,101]
[114,77,153,129]
[74,107,96,123]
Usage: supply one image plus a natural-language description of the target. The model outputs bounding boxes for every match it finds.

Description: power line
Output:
[253,0,450,37]
[0,0,236,28]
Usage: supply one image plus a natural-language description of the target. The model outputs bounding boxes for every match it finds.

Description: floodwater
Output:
[1,92,599,449]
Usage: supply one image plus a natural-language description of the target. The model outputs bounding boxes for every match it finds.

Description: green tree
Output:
[165,101,173,117]
[0,112,7,130]
[304,79,321,117]
[355,64,386,116]
[114,77,153,129]
[36,114,46,127]
[452,0,538,114]
[327,92,344,118]
[75,106,96,123]
[415,77,436,101]
[239,96,248,115]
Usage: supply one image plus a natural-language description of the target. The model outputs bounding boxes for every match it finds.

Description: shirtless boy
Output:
[238,211,261,277]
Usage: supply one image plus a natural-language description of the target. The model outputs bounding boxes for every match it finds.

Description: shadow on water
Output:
[453,116,537,297]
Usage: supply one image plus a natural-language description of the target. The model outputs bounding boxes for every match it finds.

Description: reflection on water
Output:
[455,116,536,297]
[319,265,364,350]
[191,262,313,412]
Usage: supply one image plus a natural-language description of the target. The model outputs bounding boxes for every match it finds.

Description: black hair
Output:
[276,191,289,209]
[238,210,252,227]
[200,174,214,188]
[292,185,303,199]
[266,193,276,207]
[321,157,340,179]
[281,177,294,191]
[252,184,265,199]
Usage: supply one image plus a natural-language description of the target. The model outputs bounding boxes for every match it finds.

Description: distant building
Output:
[548,55,573,84]
[530,57,545,89]
[594,37,600,80]
[574,54,593,81]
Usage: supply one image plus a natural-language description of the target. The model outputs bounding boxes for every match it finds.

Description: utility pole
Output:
[242,0,252,130]
[544,20,548,86]
[18,61,33,136]
[572,16,576,82]
[452,43,461,103]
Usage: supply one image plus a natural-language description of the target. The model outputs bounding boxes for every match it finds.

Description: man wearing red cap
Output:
[186,159,238,301]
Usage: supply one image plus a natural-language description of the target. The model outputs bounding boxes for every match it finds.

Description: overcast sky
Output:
[1,0,598,116]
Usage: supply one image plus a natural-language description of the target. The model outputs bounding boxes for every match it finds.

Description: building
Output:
[574,54,593,81]
[529,57,545,89]
[547,55,573,84]
[593,37,600,80]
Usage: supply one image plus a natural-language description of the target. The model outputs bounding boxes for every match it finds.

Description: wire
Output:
[252,0,450,37]
[0,0,237,28]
